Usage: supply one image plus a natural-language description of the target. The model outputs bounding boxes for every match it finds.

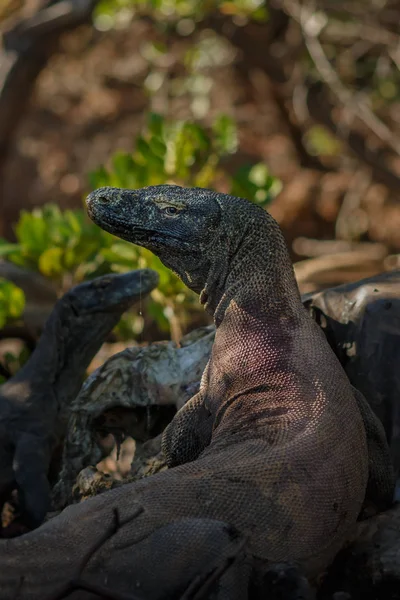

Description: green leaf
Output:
[0,242,20,256]
[112,152,136,184]
[147,112,165,137]
[212,114,238,154]
[248,163,267,186]
[146,299,170,332]
[148,136,167,159]
[38,247,64,278]
[103,242,138,263]
[64,210,83,237]
[15,212,49,258]
[7,286,25,319]
[136,136,151,160]
[304,125,342,157]
[89,165,111,189]
[0,278,25,328]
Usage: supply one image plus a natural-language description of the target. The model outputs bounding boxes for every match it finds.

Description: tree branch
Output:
[282,0,400,156]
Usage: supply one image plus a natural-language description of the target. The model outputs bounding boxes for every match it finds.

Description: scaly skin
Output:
[0,185,376,598]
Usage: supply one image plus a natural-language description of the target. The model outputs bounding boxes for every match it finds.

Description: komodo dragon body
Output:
[0,185,392,599]
[55,273,398,513]
[87,186,369,571]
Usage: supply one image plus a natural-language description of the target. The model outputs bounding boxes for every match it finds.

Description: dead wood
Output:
[0,269,158,532]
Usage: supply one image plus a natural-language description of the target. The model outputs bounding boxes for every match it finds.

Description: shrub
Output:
[0,113,279,340]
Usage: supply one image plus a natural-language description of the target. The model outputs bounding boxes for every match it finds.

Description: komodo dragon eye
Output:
[163,206,180,217]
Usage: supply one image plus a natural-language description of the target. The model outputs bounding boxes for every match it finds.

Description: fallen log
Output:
[0,268,158,531]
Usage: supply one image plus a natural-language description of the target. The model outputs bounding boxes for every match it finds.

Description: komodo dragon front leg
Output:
[162,363,214,467]
[161,390,213,466]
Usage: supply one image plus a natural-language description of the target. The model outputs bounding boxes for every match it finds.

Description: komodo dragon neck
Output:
[203,213,301,328]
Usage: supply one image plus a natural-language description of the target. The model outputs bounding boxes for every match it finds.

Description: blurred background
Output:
[0,0,399,376]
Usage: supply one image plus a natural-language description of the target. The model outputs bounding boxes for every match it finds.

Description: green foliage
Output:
[0,279,25,329]
[91,113,221,188]
[90,112,276,201]
[0,346,31,381]
[0,205,114,285]
[230,163,281,207]
[94,0,269,31]
[303,125,343,158]
[0,112,279,340]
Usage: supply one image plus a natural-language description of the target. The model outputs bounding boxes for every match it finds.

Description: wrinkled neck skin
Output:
[199,208,301,328]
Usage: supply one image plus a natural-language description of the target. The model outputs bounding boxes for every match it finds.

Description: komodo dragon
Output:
[0,269,158,532]
[0,185,393,599]
[55,272,400,511]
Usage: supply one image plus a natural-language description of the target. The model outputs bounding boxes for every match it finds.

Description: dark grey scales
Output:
[0,269,158,532]
[0,184,393,599]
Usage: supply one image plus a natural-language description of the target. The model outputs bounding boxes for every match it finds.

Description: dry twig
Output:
[281,0,400,156]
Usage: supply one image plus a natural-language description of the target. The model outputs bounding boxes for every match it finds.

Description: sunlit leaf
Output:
[212,114,238,154]
[147,112,165,137]
[0,278,25,328]
[0,242,20,256]
[38,247,64,278]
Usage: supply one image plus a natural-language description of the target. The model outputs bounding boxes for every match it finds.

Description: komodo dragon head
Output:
[86,184,296,314]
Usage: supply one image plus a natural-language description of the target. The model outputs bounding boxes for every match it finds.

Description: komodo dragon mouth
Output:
[87,210,149,240]
[89,211,190,249]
